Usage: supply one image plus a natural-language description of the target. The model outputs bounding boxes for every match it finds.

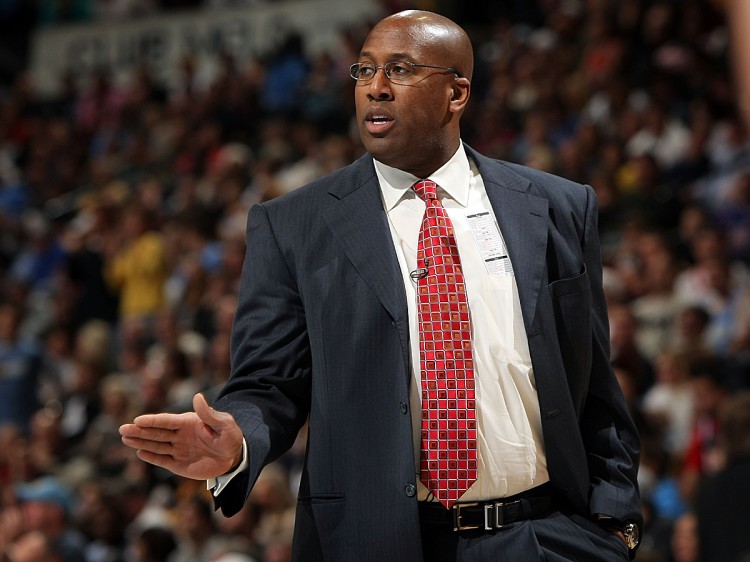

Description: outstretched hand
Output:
[119,393,244,480]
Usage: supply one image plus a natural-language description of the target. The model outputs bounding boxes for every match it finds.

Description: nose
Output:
[366,67,393,101]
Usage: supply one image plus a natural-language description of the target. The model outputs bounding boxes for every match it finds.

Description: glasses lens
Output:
[384,62,414,81]
[351,63,376,80]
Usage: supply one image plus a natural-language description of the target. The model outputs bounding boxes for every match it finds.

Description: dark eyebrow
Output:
[358,51,412,62]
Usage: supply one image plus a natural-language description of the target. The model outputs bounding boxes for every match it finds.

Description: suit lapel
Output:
[322,156,407,330]
[468,147,549,330]
[320,149,549,359]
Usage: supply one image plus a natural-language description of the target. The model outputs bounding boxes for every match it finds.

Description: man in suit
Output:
[120,10,642,561]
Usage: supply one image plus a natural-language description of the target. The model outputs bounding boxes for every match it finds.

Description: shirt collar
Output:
[375,143,472,211]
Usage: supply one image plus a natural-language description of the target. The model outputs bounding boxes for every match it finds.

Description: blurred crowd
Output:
[1,0,750,561]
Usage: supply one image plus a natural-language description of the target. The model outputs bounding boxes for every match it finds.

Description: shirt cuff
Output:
[207,438,248,497]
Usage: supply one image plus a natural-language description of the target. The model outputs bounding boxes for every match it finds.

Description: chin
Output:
[363,140,398,165]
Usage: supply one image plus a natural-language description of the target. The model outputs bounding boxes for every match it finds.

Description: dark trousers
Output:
[419,509,629,561]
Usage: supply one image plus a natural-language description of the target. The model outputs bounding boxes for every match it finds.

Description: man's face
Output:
[354,19,459,177]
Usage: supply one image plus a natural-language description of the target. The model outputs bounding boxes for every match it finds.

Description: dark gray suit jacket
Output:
[213,145,641,561]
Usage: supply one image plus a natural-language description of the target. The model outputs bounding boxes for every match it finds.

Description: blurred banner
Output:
[28,0,378,97]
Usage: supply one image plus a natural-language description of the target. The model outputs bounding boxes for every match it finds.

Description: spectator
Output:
[669,305,712,363]
[104,203,169,328]
[642,350,695,456]
[259,34,310,115]
[212,498,262,562]
[130,526,177,562]
[13,477,86,562]
[695,391,750,562]
[715,171,750,263]
[629,231,685,362]
[26,406,65,477]
[75,489,127,562]
[679,358,727,503]
[609,302,655,396]
[77,374,138,475]
[169,495,229,562]
[59,216,119,338]
[638,435,687,525]
[58,357,106,449]
[674,226,750,313]
[0,302,42,434]
[699,257,750,358]
[670,512,700,562]
[625,102,692,171]
[7,211,68,340]
[247,466,294,555]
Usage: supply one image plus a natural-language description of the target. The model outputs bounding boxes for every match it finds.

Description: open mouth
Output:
[365,111,394,135]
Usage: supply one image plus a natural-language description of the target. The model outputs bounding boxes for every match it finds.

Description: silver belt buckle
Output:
[489,501,507,530]
[486,499,520,529]
[483,503,496,530]
[452,502,480,531]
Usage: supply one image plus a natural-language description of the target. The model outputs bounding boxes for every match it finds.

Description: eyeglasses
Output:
[349,61,462,82]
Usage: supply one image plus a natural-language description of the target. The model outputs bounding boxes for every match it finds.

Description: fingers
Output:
[119,395,235,437]
[119,422,138,438]
[129,411,192,430]
[192,393,244,469]
[119,423,181,459]
[119,423,173,440]
[121,434,175,456]
[135,449,180,472]
[193,393,214,424]
[193,393,238,433]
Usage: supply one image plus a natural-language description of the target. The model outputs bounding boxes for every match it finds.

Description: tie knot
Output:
[413,179,438,202]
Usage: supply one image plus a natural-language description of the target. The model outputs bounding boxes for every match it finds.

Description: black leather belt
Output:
[419,483,559,532]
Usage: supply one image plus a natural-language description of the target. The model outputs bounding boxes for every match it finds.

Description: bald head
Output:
[373,10,474,82]
[354,10,474,176]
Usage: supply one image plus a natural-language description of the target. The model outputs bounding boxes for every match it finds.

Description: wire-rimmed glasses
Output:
[349,61,462,82]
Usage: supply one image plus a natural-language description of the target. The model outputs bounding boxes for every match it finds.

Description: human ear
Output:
[449,77,471,112]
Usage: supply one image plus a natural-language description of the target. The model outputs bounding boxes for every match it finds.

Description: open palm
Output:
[119,393,244,480]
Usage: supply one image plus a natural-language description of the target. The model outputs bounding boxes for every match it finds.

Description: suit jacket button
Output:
[400,401,408,414]
[404,484,416,497]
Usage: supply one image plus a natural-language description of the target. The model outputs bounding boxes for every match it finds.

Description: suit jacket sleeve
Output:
[579,184,642,527]
[212,202,312,516]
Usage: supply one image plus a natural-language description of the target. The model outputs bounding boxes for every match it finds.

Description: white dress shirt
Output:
[376,143,549,501]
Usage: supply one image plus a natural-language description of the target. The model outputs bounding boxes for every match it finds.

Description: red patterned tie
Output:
[413,179,477,509]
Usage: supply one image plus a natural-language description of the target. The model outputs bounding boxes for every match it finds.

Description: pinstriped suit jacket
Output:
[213,145,641,561]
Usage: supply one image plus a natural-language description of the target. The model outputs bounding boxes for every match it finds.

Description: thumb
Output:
[193,393,234,432]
